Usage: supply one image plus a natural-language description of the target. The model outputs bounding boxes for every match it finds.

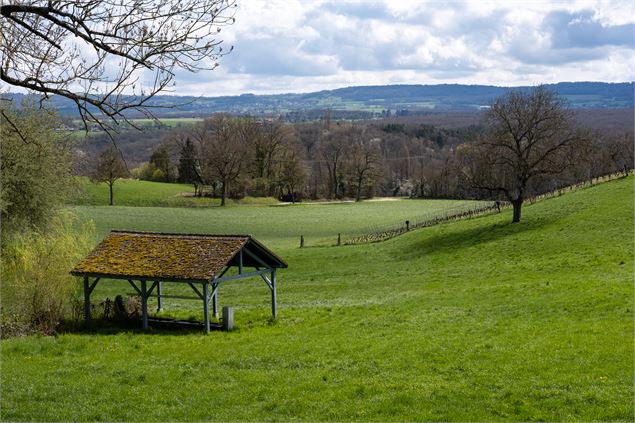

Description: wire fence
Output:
[336,170,632,246]
[343,201,498,245]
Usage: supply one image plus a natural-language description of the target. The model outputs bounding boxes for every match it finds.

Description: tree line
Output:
[92,87,633,219]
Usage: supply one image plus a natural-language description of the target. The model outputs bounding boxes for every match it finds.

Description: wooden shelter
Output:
[70,231,287,332]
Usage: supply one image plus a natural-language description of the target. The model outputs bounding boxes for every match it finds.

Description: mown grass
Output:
[72,178,282,207]
[71,198,487,248]
[2,176,633,421]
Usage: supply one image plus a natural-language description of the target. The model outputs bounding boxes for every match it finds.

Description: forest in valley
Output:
[79,107,634,205]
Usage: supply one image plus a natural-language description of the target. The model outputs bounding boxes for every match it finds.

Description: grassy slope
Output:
[73,178,220,207]
[71,199,485,249]
[74,177,289,207]
[2,177,633,421]
[73,177,484,215]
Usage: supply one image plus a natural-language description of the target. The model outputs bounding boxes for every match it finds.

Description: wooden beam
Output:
[83,276,91,323]
[217,266,230,278]
[87,278,100,295]
[144,294,203,301]
[214,269,272,284]
[74,273,211,284]
[203,281,210,334]
[141,280,148,330]
[156,281,163,311]
[187,282,204,300]
[127,279,142,296]
[212,289,218,318]
[147,281,158,296]
[271,269,277,318]
[260,274,273,290]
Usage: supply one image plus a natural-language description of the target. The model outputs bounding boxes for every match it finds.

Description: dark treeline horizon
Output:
[77,108,634,203]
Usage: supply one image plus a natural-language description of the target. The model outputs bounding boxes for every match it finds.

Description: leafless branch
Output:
[0,0,236,132]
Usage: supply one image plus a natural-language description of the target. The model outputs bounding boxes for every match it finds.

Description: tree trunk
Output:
[511,197,523,223]
[220,181,226,206]
[108,181,114,206]
[356,175,363,202]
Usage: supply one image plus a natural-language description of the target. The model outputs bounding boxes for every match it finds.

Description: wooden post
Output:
[156,281,163,312]
[222,306,234,331]
[141,280,148,330]
[300,235,304,248]
[203,281,210,334]
[337,233,341,246]
[271,269,277,318]
[212,288,218,319]
[83,276,91,323]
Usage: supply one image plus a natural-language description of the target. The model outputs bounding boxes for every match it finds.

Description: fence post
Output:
[300,235,304,248]
[337,233,341,246]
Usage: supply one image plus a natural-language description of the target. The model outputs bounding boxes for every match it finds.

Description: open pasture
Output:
[73,178,221,207]
[1,177,633,421]
[71,198,489,249]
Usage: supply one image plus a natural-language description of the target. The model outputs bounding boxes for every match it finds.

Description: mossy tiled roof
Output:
[71,231,253,281]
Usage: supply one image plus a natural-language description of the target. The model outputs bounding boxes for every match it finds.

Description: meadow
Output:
[73,178,221,207]
[72,178,489,247]
[1,176,633,421]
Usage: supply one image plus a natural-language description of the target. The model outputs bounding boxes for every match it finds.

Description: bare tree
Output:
[277,142,306,203]
[606,132,634,175]
[91,144,128,205]
[460,86,581,222]
[0,1,235,131]
[319,127,346,199]
[250,119,286,179]
[345,127,382,201]
[198,114,245,206]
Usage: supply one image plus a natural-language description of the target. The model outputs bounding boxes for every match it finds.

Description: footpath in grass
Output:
[2,176,633,421]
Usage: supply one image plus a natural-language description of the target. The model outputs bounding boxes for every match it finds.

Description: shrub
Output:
[1,211,95,337]
[0,101,76,235]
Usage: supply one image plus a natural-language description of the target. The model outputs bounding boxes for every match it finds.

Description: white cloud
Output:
[170,0,635,96]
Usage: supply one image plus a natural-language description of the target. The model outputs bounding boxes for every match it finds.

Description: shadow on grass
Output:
[399,211,562,259]
[60,316,222,336]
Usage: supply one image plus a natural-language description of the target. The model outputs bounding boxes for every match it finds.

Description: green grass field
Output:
[72,200,488,249]
[72,176,489,247]
[73,178,289,207]
[2,176,633,421]
[73,178,217,207]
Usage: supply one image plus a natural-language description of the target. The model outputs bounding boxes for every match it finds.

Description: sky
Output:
[170,0,635,96]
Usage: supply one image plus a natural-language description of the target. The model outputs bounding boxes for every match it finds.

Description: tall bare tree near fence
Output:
[0,0,235,132]
[459,86,583,223]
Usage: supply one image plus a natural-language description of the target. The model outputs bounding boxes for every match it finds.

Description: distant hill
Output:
[4,82,633,118]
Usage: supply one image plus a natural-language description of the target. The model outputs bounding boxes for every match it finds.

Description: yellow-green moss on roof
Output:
[71,231,252,281]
